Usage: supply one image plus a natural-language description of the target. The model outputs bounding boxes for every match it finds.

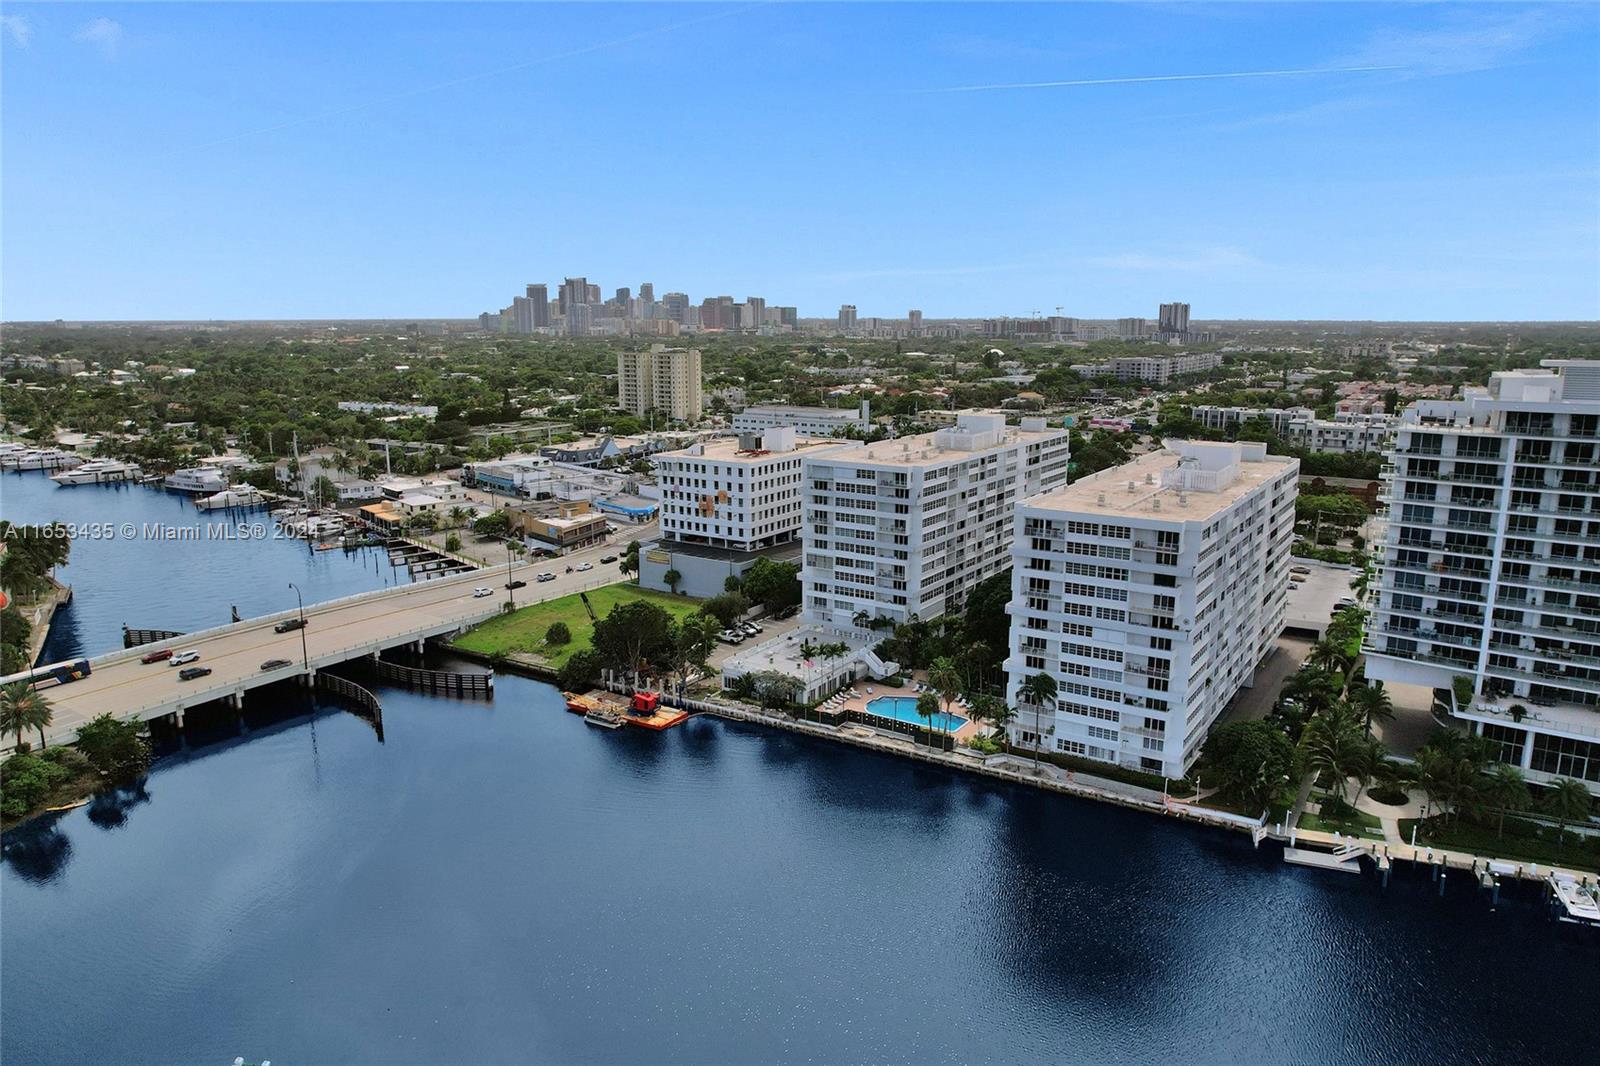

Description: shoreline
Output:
[20,577,72,667]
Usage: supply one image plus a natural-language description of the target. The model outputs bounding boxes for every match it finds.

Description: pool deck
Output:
[823,674,982,741]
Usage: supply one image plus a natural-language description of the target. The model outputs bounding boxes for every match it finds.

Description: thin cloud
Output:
[1,14,32,48]
[911,66,1403,95]
[172,3,765,154]
[1206,96,1384,133]
[74,17,123,59]
[1342,9,1562,77]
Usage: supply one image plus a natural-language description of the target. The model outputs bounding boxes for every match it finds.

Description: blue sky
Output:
[3,2,1597,321]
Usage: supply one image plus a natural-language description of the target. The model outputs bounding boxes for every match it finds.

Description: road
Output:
[6,534,643,749]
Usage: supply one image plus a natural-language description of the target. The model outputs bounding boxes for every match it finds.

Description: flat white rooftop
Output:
[814,418,1062,470]
[656,435,842,464]
[1026,442,1295,522]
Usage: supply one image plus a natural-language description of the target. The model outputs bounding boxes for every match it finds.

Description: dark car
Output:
[260,658,292,671]
[600,555,618,564]
[140,648,174,664]
[178,666,212,681]
[775,605,801,620]
[505,579,527,590]
[274,617,307,634]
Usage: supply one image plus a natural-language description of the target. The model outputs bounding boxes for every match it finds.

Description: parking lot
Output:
[1283,559,1359,637]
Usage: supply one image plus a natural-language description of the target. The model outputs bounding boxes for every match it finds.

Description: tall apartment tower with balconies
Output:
[800,412,1070,630]
[616,343,704,422]
[1003,441,1298,779]
[1366,360,1600,792]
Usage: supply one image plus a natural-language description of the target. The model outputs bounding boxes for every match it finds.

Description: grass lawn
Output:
[1300,807,1385,839]
[450,582,704,669]
[1398,817,1600,873]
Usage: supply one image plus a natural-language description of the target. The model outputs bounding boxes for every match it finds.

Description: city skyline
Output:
[3,3,1597,322]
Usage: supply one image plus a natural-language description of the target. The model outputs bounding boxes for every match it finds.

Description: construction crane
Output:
[579,590,598,623]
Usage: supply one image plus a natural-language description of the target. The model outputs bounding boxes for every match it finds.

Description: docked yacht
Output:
[163,467,230,494]
[50,459,144,486]
[275,508,346,539]
[195,485,267,511]
[1,448,85,472]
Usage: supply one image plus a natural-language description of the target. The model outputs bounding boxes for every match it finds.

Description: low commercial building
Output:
[507,500,609,549]
[731,401,871,438]
[1004,441,1299,779]
[1106,351,1222,384]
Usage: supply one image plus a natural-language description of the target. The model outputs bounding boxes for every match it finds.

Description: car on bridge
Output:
[472,586,493,598]
[274,617,307,633]
[576,562,593,572]
[169,650,200,667]
[505,579,527,590]
[178,666,212,681]
[536,572,556,582]
[260,658,292,671]
[140,648,174,664]
[600,555,618,564]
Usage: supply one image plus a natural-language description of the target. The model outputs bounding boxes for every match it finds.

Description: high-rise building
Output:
[586,283,601,305]
[1106,351,1221,384]
[1365,360,1600,792]
[1003,441,1298,778]
[777,306,798,328]
[661,292,689,324]
[512,296,536,333]
[1117,317,1149,340]
[909,309,923,333]
[565,303,593,337]
[527,284,550,328]
[654,428,848,553]
[559,277,590,316]
[639,282,654,304]
[616,343,704,422]
[1158,302,1191,336]
[801,412,1070,630]
[746,296,766,330]
[838,304,857,331]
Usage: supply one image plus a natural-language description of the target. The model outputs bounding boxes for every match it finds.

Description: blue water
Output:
[867,693,968,732]
[0,470,411,662]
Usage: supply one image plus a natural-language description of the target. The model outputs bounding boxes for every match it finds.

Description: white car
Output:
[718,630,745,644]
[537,572,556,583]
[576,562,593,572]
[168,650,200,667]
[740,621,762,637]
[472,587,493,598]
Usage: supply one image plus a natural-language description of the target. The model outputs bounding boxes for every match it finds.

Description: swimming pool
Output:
[864,695,968,732]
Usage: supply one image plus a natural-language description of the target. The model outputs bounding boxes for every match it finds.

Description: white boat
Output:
[50,459,143,486]
[276,509,345,538]
[163,467,230,494]
[1,448,85,471]
[195,485,267,511]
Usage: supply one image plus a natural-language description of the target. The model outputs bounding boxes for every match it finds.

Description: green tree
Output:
[545,621,572,646]
[74,714,151,780]
[558,649,602,692]
[591,600,676,685]
[928,656,962,739]
[619,540,641,580]
[473,510,511,539]
[1,682,52,752]
[1299,705,1368,808]
[664,568,683,595]
[1481,764,1531,839]
[703,591,750,629]
[915,691,940,742]
[444,532,462,553]
[1017,673,1058,769]
[1203,720,1295,813]
[1543,777,1593,850]
[740,557,801,613]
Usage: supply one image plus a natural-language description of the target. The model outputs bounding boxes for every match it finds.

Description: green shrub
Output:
[75,715,151,780]
[1368,786,1409,806]
[546,621,572,646]
[0,753,72,818]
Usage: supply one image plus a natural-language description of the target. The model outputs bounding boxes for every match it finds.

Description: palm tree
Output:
[1299,709,1367,809]
[914,692,940,745]
[1306,639,1350,675]
[1481,764,1531,839]
[1348,680,1394,733]
[664,568,682,595]
[1,681,51,751]
[1544,777,1593,850]
[1017,673,1058,770]
[927,656,962,740]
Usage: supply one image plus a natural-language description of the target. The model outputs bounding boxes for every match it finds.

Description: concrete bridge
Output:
[4,556,624,748]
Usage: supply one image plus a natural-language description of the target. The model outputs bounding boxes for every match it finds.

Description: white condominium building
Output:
[731,401,872,438]
[654,428,846,553]
[617,343,704,422]
[1107,351,1222,384]
[1004,441,1298,779]
[1189,405,1394,454]
[1191,405,1314,434]
[801,412,1070,629]
[1365,360,1600,792]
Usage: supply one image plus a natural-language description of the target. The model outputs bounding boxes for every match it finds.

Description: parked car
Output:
[576,562,593,572]
[740,621,763,637]
[775,605,801,620]
[140,648,174,664]
[505,579,527,590]
[169,650,200,667]
[536,572,556,583]
[177,666,212,681]
[472,586,493,598]
[274,617,307,633]
[1334,598,1358,612]
[600,555,618,564]
[1289,565,1311,575]
[717,630,745,644]
[260,658,292,671]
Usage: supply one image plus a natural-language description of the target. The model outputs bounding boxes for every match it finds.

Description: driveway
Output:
[1220,635,1313,724]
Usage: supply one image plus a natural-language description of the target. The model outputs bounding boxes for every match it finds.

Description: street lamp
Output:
[287,582,309,673]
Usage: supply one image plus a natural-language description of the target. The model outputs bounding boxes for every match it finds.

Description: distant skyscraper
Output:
[909,309,923,332]
[838,304,857,331]
[512,296,536,333]
[746,296,766,329]
[617,343,703,421]
[586,283,601,305]
[566,303,593,337]
[639,282,654,303]
[614,287,631,306]
[1117,317,1147,340]
[559,277,590,316]
[777,306,798,328]
[1158,302,1191,336]
[527,284,550,328]
[660,291,689,324]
